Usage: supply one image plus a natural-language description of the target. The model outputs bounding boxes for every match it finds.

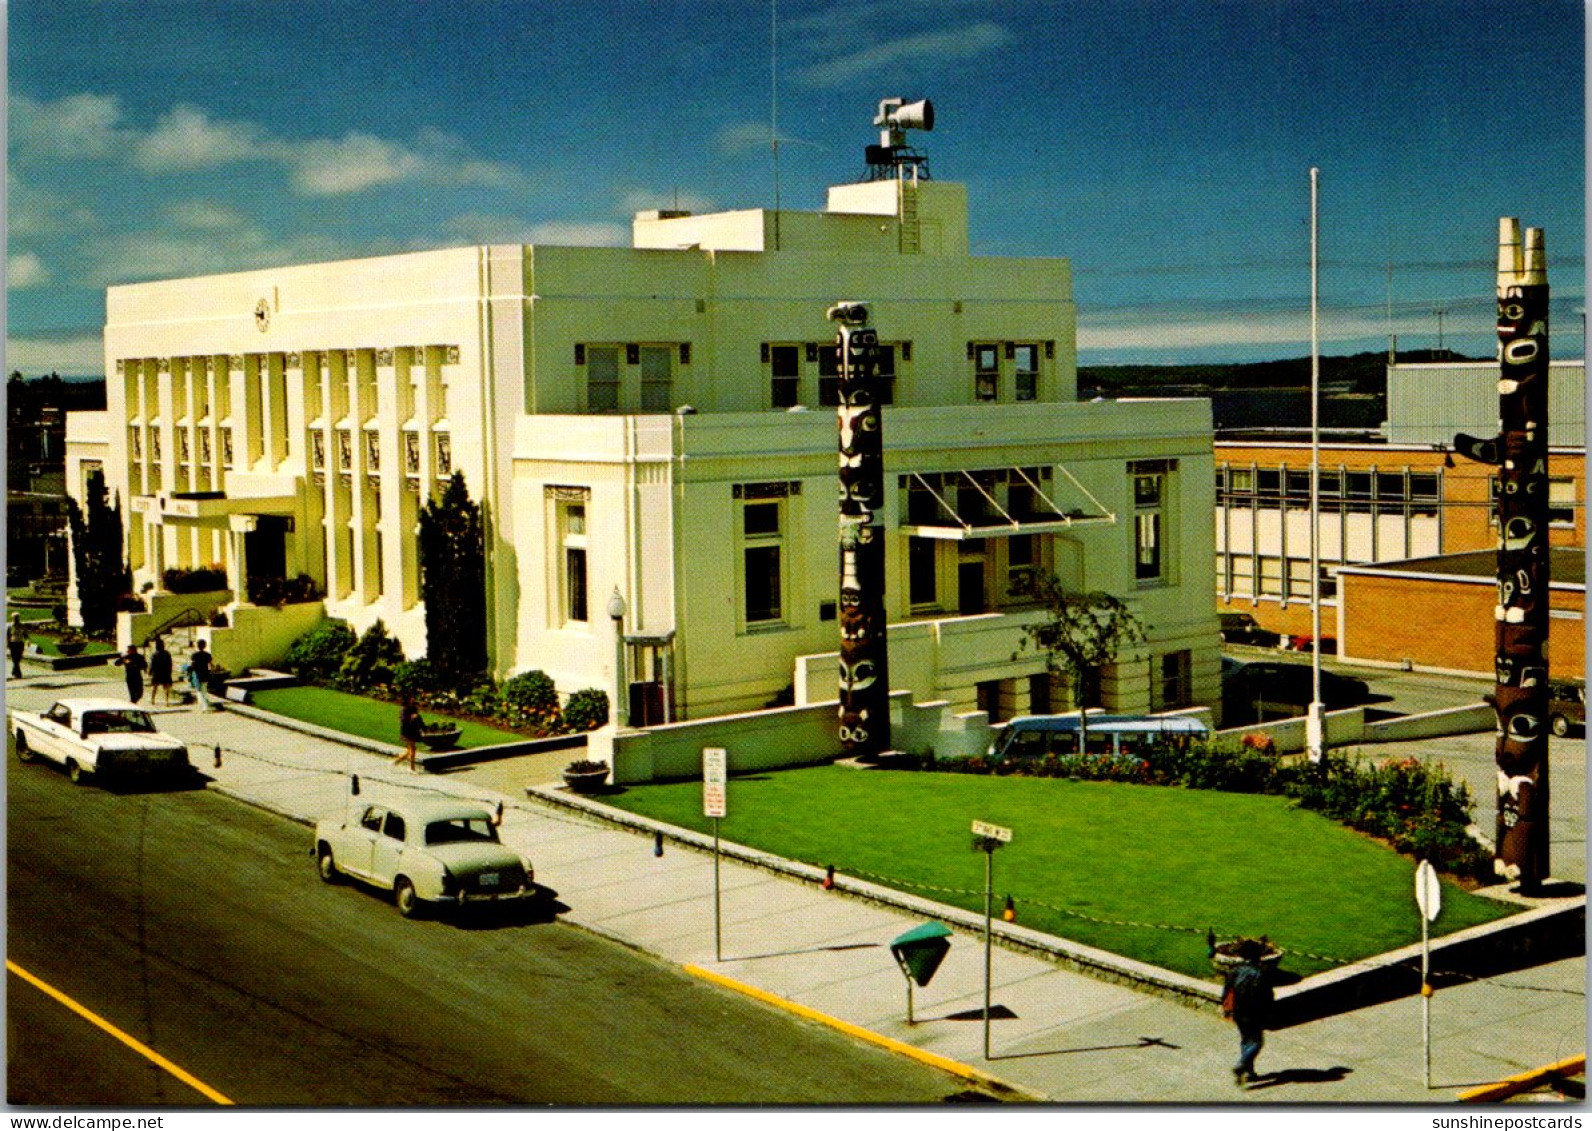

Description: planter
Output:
[418,726,463,752]
[1211,941,1285,974]
[562,767,610,794]
[55,640,85,656]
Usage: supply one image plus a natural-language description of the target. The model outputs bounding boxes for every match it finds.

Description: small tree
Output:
[418,471,487,684]
[1015,573,1146,752]
[66,469,131,635]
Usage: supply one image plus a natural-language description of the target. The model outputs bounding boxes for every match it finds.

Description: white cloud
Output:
[793,19,1014,87]
[83,201,353,285]
[616,188,716,215]
[5,333,105,376]
[714,122,775,156]
[134,105,267,170]
[12,90,523,197]
[7,172,98,238]
[10,92,125,156]
[8,252,49,288]
[434,214,627,248]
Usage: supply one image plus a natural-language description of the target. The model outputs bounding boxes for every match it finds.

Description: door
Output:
[372,810,408,888]
[958,561,986,614]
[343,805,385,880]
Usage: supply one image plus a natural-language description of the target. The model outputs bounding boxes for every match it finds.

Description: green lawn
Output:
[249,686,527,750]
[29,635,116,657]
[602,766,1514,980]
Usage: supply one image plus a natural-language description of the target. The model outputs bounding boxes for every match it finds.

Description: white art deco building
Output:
[71,146,1219,725]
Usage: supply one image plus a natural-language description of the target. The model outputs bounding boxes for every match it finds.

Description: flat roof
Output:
[1344,548,1584,586]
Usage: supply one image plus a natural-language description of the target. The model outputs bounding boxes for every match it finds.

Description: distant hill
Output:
[1079,349,1484,400]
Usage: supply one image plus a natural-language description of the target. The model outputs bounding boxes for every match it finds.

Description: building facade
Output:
[84,174,1219,722]
[1214,359,1585,674]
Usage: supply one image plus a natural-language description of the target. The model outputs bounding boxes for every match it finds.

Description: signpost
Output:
[704,748,727,961]
[1415,859,1442,1089]
[971,820,1013,1059]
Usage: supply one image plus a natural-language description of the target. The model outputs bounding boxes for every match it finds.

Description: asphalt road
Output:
[6,752,967,1107]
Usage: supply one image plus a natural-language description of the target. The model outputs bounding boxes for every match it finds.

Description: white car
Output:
[314,796,536,917]
[10,698,191,785]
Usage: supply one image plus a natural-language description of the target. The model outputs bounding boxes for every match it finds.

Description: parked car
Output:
[1218,612,1282,648]
[9,698,190,785]
[1221,658,1370,724]
[314,796,536,918]
[1549,679,1585,737]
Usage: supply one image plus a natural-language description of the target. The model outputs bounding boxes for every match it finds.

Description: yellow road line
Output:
[1457,1054,1585,1103]
[7,958,235,1105]
[682,963,1037,1100]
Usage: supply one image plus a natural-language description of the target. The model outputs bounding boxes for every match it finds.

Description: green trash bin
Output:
[890,921,952,1024]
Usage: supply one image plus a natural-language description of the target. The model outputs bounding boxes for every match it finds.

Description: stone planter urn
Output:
[418,726,462,752]
[562,760,611,794]
[1211,938,1285,975]
[55,638,85,657]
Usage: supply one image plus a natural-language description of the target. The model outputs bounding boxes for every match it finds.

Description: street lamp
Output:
[608,587,627,728]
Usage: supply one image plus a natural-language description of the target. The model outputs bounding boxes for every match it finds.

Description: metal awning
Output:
[900,466,1115,541]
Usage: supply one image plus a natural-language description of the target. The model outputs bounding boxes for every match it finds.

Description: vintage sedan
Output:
[10,698,191,784]
[314,796,536,917]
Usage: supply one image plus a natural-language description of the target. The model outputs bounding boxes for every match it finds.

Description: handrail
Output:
[136,604,212,645]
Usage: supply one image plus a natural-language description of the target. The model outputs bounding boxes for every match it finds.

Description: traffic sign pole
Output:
[714,816,722,963]
[983,845,994,1060]
[1415,859,1442,1090]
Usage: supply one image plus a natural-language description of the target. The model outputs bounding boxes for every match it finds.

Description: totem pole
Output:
[831,301,891,759]
[1454,219,1551,890]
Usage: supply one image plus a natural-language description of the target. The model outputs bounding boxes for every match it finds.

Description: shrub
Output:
[163,566,228,593]
[285,620,356,683]
[335,620,404,693]
[562,688,610,732]
[501,670,561,730]
[391,659,439,703]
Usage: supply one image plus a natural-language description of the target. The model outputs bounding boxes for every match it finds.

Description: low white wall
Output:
[1216,707,1365,754]
[208,602,326,673]
[120,590,230,648]
[1360,702,1494,742]
[610,700,841,784]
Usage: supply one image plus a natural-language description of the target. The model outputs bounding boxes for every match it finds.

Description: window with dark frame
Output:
[1133,470,1164,582]
[908,536,937,606]
[1013,343,1038,401]
[640,345,673,412]
[770,345,800,408]
[974,344,999,401]
[743,499,783,624]
[586,345,620,413]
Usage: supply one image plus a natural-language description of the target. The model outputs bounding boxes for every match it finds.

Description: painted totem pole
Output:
[830,301,891,759]
[1455,218,1551,890]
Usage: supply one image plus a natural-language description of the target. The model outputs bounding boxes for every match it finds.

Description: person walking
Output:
[1222,938,1275,1085]
[396,698,423,771]
[8,614,26,679]
[186,639,213,711]
[148,637,174,706]
[115,644,148,704]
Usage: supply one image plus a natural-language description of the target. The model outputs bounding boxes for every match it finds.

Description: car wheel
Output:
[1551,714,1571,738]
[394,876,419,918]
[67,759,86,785]
[317,845,340,884]
[14,732,34,763]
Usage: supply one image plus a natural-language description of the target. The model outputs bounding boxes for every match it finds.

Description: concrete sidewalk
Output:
[6,669,1584,1104]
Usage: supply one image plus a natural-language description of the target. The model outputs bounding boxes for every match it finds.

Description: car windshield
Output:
[425,817,500,845]
[82,710,157,735]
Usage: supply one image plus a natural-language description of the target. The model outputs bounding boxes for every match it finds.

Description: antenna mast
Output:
[770,0,780,250]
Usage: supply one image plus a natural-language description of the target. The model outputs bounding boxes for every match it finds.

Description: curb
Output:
[206,781,316,828]
[681,964,1042,1101]
[1458,1055,1585,1102]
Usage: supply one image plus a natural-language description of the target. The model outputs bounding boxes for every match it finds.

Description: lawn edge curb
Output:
[1457,1054,1586,1102]
[681,963,1043,1101]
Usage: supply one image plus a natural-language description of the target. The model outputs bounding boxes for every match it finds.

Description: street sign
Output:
[971,820,1012,843]
[703,747,727,818]
[1415,860,1442,922]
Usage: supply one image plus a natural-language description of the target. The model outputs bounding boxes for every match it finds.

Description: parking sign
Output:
[703,748,727,818]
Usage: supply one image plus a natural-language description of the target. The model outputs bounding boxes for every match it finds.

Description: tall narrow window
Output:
[1008,532,1036,595]
[743,499,783,624]
[908,536,937,607]
[1013,344,1038,401]
[974,344,999,401]
[565,504,588,624]
[876,345,897,406]
[1134,470,1164,582]
[640,345,672,412]
[817,343,841,406]
[1154,651,1192,710]
[586,346,620,413]
[770,345,800,408]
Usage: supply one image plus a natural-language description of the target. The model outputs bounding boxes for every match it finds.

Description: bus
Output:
[989,714,1209,761]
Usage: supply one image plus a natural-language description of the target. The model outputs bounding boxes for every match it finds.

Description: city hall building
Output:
[72,158,1219,724]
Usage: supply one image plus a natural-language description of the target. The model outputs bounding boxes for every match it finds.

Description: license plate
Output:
[479,873,499,887]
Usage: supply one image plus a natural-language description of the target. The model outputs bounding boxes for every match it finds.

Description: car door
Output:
[34,704,77,764]
[371,810,408,890]
[340,805,386,881]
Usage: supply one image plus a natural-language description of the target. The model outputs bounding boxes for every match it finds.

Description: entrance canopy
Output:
[899,465,1115,541]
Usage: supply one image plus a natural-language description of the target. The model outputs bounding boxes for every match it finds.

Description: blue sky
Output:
[7,0,1585,374]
